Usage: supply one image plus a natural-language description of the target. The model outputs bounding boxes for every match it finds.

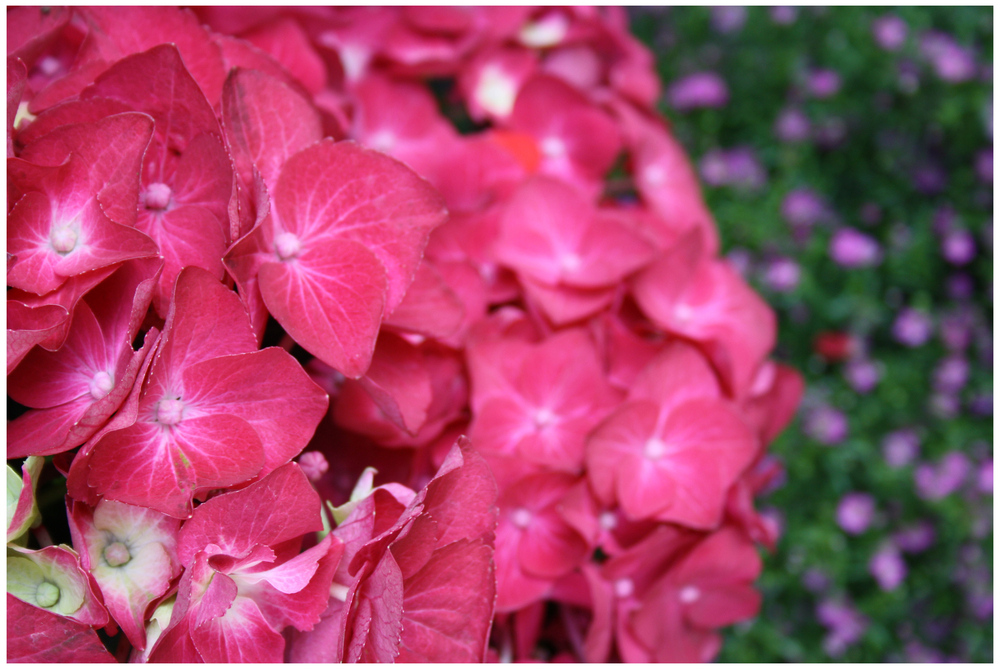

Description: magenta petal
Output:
[156,266,259,377]
[354,333,433,435]
[191,596,285,663]
[222,67,323,191]
[177,463,322,566]
[87,414,265,519]
[9,300,106,409]
[397,539,496,662]
[245,535,344,633]
[139,204,229,317]
[272,139,447,314]
[346,550,405,663]
[7,594,115,663]
[181,348,328,474]
[258,237,387,378]
[7,300,68,374]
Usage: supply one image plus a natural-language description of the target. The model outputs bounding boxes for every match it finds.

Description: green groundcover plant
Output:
[631,6,992,662]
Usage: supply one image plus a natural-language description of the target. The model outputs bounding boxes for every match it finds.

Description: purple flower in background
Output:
[817,599,868,658]
[872,15,908,51]
[977,459,992,494]
[969,392,993,417]
[807,68,842,98]
[829,228,883,268]
[882,429,920,468]
[975,148,992,183]
[844,358,881,394]
[897,58,921,94]
[967,592,993,621]
[726,247,754,277]
[698,146,767,190]
[770,6,798,25]
[892,308,933,347]
[802,567,831,593]
[762,256,801,292]
[939,309,974,350]
[932,355,969,394]
[869,544,907,591]
[941,229,977,265]
[836,492,875,535]
[711,6,747,34]
[928,392,960,419]
[914,452,971,500]
[913,163,948,194]
[945,273,975,301]
[668,71,730,111]
[782,188,828,227]
[894,522,936,553]
[906,642,945,663]
[804,405,848,445]
[932,205,958,235]
[774,107,812,143]
[921,32,977,83]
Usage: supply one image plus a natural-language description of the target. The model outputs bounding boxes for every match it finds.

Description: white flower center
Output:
[614,578,634,599]
[89,371,115,401]
[533,407,555,429]
[599,511,618,531]
[144,182,173,211]
[475,65,518,118]
[510,507,533,529]
[679,585,701,603]
[644,164,667,186]
[540,136,566,158]
[519,12,569,48]
[49,226,78,254]
[644,437,668,460]
[674,303,694,323]
[274,232,302,261]
[155,398,185,426]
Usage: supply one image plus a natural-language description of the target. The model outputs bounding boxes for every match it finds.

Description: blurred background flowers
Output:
[631,6,992,662]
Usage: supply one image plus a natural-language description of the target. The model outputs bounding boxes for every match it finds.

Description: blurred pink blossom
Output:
[869,544,906,591]
[844,358,881,394]
[892,308,933,347]
[941,229,977,265]
[836,493,875,535]
[774,107,811,142]
[830,228,883,268]
[711,6,747,34]
[762,256,801,293]
[668,71,730,111]
[914,452,971,500]
[882,429,920,468]
[782,188,828,227]
[872,15,908,51]
[804,405,848,445]
[807,68,841,98]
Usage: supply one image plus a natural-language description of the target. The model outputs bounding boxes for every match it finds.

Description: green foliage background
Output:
[631,7,992,662]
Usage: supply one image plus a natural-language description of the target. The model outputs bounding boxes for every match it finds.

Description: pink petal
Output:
[181,348,328,474]
[6,594,115,663]
[272,139,447,315]
[87,414,265,519]
[191,596,286,662]
[242,17,327,96]
[257,236,387,378]
[177,463,323,565]
[221,67,322,191]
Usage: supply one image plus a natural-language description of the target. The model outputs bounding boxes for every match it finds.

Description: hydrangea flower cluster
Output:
[7,7,800,662]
